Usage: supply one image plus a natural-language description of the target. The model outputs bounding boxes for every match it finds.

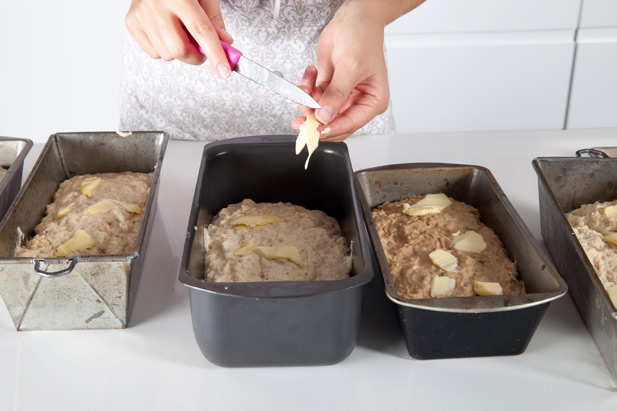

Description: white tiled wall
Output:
[385,0,617,133]
[387,0,581,33]
[579,0,617,28]
[386,31,575,133]
[384,0,589,133]
[567,0,617,129]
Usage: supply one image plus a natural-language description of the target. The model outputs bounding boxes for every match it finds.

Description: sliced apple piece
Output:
[603,233,617,247]
[54,230,94,257]
[233,239,256,257]
[79,177,102,198]
[604,205,617,218]
[57,202,74,219]
[473,281,503,296]
[232,215,283,227]
[430,276,456,298]
[84,199,142,215]
[429,249,459,272]
[453,230,487,253]
[296,114,321,170]
[254,245,303,266]
[402,193,452,216]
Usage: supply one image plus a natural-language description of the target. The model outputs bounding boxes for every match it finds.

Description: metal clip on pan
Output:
[33,257,80,278]
[576,147,617,158]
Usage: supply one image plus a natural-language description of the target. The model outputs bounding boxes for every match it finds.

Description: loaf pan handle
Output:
[575,148,613,158]
[33,258,79,278]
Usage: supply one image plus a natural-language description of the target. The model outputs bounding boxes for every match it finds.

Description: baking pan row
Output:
[0,133,611,377]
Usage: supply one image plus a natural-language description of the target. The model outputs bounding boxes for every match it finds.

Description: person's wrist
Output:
[338,0,390,28]
[340,0,425,26]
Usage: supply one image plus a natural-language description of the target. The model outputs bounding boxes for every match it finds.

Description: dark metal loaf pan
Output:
[0,137,33,221]
[533,156,617,384]
[179,135,373,367]
[355,163,567,360]
[0,131,168,330]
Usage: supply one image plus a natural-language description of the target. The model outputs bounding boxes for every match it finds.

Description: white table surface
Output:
[2,129,617,411]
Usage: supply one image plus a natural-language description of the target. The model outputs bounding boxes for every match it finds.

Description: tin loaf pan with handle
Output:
[355,163,568,359]
[0,131,168,330]
[533,154,617,384]
[0,137,33,221]
[179,135,373,367]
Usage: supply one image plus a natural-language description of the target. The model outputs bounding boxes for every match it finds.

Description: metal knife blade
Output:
[201,41,321,109]
[235,56,321,109]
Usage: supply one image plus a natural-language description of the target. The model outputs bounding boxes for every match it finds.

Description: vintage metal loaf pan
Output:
[355,163,567,359]
[533,156,617,383]
[179,135,373,367]
[0,131,168,330]
[0,137,33,221]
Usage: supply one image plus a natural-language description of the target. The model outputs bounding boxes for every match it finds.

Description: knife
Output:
[200,40,321,109]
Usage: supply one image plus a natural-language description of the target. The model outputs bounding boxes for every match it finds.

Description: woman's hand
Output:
[125,0,234,78]
[292,0,425,141]
[292,1,390,141]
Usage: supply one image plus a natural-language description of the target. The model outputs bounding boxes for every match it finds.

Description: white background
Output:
[1,2,617,410]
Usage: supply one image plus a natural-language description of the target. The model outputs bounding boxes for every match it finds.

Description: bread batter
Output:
[205,199,351,282]
[372,194,525,299]
[16,172,152,258]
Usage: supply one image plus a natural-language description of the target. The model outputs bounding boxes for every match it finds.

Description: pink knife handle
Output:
[197,40,242,70]
[219,40,242,70]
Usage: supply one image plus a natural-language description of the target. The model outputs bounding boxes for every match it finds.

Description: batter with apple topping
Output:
[16,172,152,258]
[205,199,351,282]
[372,193,525,299]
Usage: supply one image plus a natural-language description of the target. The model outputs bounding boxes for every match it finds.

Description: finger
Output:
[148,23,174,61]
[298,86,315,117]
[318,101,376,141]
[125,2,167,59]
[178,1,231,78]
[291,116,307,130]
[199,0,233,44]
[127,26,160,59]
[159,17,206,65]
[298,66,319,116]
[315,61,359,125]
[300,65,317,91]
[134,6,176,61]
[315,40,334,87]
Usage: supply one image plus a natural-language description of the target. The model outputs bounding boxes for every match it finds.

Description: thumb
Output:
[315,65,357,125]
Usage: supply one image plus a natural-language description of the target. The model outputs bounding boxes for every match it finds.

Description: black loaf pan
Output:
[179,135,373,367]
[355,163,568,359]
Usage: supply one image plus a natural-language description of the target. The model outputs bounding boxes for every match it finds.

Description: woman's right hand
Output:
[125,0,234,78]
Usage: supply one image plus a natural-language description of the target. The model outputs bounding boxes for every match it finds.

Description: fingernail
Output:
[317,106,333,123]
[221,27,231,40]
[217,63,231,79]
[302,66,313,81]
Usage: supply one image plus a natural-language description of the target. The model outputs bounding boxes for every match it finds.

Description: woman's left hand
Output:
[292,0,390,142]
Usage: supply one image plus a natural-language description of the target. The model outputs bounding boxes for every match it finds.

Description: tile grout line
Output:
[563,0,585,130]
